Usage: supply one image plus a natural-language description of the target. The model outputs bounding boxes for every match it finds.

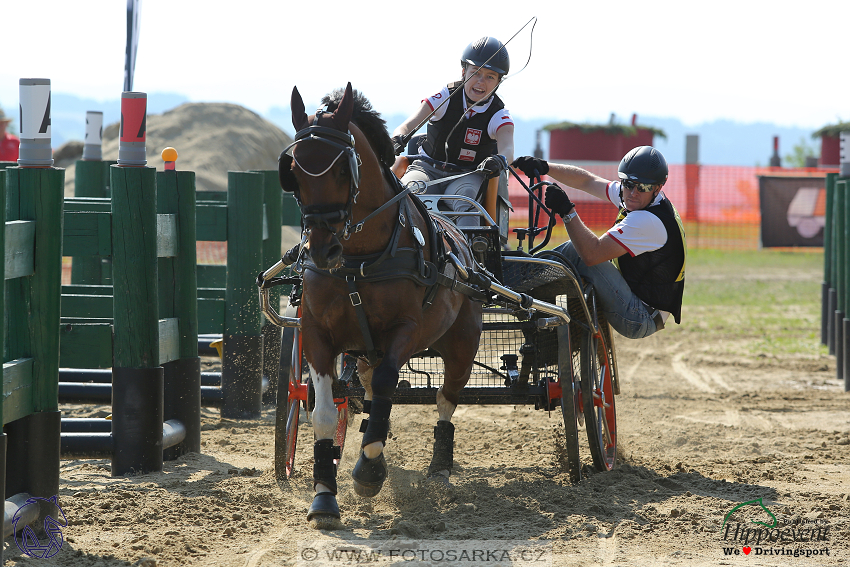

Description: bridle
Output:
[282,110,411,241]
[282,110,363,238]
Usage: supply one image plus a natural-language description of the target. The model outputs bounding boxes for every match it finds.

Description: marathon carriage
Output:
[257,84,619,527]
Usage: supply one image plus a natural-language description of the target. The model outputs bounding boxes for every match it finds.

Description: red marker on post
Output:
[118,91,147,166]
[161,147,177,170]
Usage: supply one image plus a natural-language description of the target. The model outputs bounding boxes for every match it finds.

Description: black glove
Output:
[511,156,549,178]
[545,185,575,217]
[391,135,405,156]
[478,155,507,178]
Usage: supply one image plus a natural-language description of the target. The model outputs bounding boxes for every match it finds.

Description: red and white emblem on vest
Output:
[464,128,482,145]
[459,149,476,162]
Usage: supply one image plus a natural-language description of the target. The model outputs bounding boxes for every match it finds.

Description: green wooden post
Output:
[0,168,7,430]
[823,173,835,346]
[110,164,164,475]
[828,177,839,355]
[254,170,283,403]
[3,166,63,523]
[281,192,301,226]
[5,167,64,411]
[834,180,846,374]
[71,160,109,284]
[158,168,201,456]
[1,168,5,559]
[1,168,6,427]
[836,181,846,314]
[112,165,159,368]
[222,171,264,419]
[836,179,850,392]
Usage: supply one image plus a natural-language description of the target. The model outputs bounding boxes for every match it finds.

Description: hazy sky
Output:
[2,0,846,129]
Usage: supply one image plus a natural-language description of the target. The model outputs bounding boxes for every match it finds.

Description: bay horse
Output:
[279,83,483,528]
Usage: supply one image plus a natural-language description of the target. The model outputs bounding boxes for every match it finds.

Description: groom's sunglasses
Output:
[621,180,657,193]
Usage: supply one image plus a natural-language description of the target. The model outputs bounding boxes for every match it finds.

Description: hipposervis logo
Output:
[719,498,832,559]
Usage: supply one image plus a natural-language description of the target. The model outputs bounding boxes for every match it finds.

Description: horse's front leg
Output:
[351,325,419,497]
[427,300,481,482]
[350,357,396,497]
[305,357,343,529]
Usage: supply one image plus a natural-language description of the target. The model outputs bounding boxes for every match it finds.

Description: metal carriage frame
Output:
[257,166,620,484]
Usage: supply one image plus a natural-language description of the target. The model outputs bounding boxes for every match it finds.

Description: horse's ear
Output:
[332,82,354,131]
[278,151,298,193]
[291,86,309,131]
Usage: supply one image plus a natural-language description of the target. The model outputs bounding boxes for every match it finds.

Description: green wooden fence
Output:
[59,165,201,474]
[822,173,850,391]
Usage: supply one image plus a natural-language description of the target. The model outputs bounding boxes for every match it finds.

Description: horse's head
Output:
[281,82,361,270]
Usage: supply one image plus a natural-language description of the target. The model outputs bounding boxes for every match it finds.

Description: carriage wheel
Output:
[580,318,617,472]
[275,309,305,481]
[556,325,582,483]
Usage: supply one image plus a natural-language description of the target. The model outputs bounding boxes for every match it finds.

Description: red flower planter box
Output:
[549,127,655,162]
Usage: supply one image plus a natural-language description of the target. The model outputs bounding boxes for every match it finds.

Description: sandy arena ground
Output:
[4,262,849,567]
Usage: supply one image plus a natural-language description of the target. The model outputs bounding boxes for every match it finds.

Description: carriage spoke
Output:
[592,388,611,409]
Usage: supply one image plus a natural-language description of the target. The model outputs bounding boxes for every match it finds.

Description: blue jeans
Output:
[553,241,660,339]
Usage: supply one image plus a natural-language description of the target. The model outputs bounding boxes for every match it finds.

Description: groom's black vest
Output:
[614,197,686,324]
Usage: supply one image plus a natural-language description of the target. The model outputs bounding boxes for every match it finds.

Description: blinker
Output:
[278,151,299,192]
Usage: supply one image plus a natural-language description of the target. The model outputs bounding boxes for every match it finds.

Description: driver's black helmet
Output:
[618,146,668,186]
[461,37,510,76]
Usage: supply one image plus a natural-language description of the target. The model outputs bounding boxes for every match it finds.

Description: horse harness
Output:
[281,114,487,366]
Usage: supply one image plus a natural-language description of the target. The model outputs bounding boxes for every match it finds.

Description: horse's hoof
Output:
[351,452,387,498]
[309,514,343,530]
[307,493,341,530]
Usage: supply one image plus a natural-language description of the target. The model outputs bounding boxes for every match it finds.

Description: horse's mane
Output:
[321,88,395,169]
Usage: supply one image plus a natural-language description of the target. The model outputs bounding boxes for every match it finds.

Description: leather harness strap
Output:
[346,275,380,366]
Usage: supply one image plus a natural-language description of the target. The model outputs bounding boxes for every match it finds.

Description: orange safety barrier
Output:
[508,164,840,251]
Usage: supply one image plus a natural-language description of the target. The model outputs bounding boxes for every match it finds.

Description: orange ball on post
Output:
[161,147,178,170]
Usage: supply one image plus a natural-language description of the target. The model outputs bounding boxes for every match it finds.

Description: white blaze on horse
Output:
[279,83,483,529]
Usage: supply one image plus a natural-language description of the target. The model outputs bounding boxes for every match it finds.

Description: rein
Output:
[403,169,481,195]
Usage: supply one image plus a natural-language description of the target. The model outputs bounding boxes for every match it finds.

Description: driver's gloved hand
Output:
[545,185,575,217]
[478,155,507,179]
[511,156,549,178]
[391,135,406,156]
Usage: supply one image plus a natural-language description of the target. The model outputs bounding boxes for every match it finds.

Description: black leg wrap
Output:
[313,439,340,495]
[357,399,373,433]
[427,420,455,477]
[361,395,392,448]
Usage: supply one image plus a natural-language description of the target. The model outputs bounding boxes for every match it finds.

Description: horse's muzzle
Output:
[309,233,343,270]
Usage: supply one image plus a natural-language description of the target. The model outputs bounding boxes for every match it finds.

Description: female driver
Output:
[392,37,515,227]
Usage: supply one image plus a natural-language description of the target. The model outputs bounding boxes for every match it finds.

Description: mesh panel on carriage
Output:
[500,258,580,297]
